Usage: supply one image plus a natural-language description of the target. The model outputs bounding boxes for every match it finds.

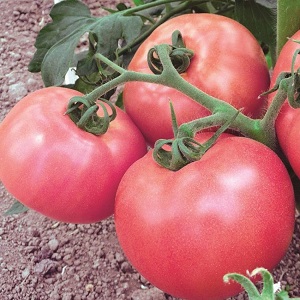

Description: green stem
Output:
[178,113,229,137]
[94,53,126,75]
[123,0,190,15]
[150,45,276,148]
[118,1,193,56]
[118,0,233,56]
[260,80,289,138]
[122,0,229,15]
[85,44,278,149]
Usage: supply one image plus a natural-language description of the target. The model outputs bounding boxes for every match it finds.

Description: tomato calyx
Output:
[264,48,300,109]
[224,268,300,300]
[152,105,239,171]
[153,137,202,170]
[65,96,116,135]
[147,30,194,75]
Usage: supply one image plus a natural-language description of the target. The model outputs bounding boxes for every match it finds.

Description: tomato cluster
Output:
[0,13,299,300]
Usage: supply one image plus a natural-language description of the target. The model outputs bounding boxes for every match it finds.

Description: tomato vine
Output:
[66,36,300,171]
[2,1,300,298]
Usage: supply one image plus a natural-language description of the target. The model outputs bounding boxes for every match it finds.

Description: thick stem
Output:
[260,80,289,134]
[178,113,228,137]
[151,45,277,149]
[84,44,278,149]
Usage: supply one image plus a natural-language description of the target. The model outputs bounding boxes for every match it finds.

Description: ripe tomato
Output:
[268,30,300,178]
[123,13,270,146]
[0,87,147,224]
[115,137,295,300]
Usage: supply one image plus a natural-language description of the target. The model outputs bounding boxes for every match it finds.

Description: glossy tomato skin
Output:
[268,30,300,178]
[115,137,295,300]
[123,13,270,146]
[0,87,147,224]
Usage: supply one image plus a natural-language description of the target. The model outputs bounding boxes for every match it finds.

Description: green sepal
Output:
[65,96,116,135]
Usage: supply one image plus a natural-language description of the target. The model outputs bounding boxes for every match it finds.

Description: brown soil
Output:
[0,1,299,299]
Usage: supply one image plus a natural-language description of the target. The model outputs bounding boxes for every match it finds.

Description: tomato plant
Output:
[2,0,300,298]
[268,30,300,179]
[123,13,270,146]
[0,87,147,224]
[115,137,295,300]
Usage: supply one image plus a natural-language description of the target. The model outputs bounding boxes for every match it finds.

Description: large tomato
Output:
[0,87,147,224]
[115,137,295,300]
[123,13,270,146]
[268,30,300,178]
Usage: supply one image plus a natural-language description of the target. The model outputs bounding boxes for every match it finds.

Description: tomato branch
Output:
[153,110,240,170]
[177,113,230,137]
[117,0,235,57]
[72,42,300,158]
[118,0,194,56]
[74,44,279,149]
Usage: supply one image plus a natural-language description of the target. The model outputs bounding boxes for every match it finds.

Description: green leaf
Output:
[4,200,28,216]
[28,0,91,74]
[235,0,277,62]
[115,91,124,109]
[133,0,145,5]
[28,0,143,87]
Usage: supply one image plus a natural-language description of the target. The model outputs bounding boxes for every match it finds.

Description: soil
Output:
[0,1,299,299]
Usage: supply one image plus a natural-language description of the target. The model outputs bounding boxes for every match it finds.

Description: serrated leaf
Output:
[28,0,91,73]
[28,0,143,87]
[4,200,28,216]
[235,0,277,48]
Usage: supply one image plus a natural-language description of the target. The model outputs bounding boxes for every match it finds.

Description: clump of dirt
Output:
[0,1,299,299]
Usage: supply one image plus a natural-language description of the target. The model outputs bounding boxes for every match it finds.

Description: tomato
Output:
[0,87,147,224]
[268,30,300,178]
[123,13,270,146]
[115,137,295,300]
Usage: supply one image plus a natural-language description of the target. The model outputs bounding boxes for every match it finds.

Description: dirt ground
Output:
[0,1,299,299]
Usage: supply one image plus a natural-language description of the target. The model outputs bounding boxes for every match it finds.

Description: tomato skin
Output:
[268,30,300,178]
[123,13,270,146]
[115,137,295,300]
[0,87,147,224]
